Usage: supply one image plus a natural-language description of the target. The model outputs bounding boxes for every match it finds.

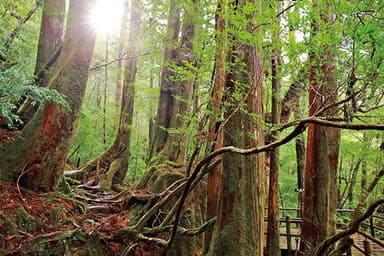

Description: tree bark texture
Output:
[114,0,129,108]
[0,0,96,192]
[149,0,180,160]
[149,0,197,164]
[19,0,65,122]
[267,1,282,254]
[34,0,65,84]
[300,1,340,253]
[208,1,265,255]
[204,1,226,252]
[162,0,197,163]
[110,0,140,186]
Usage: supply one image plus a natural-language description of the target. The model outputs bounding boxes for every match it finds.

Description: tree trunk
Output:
[110,0,140,187]
[267,1,282,254]
[162,0,197,163]
[204,1,226,253]
[208,1,265,255]
[18,0,65,122]
[295,126,305,218]
[34,0,65,84]
[148,0,180,160]
[79,0,140,190]
[300,1,340,253]
[0,0,96,192]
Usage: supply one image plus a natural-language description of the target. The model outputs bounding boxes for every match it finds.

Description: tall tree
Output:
[79,0,141,190]
[266,1,282,255]
[148,0,180,161]
[161,0,197,163]
[0,0,97,192]
[149,0,197,164]
[33,0,65,86]
[204,0,226,252]
[208,0,265,255]
[300,0,340,252]
[18,0,65,122]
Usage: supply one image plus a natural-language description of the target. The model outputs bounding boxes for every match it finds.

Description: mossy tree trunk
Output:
[208,0,265,255]
[149,0,197,164]
[148,0,180,161]
[0,0,96,192]
[18,0,65,122]
[34,0,65,84]
[204,1,226,253]
[162,0,197,163]
[80,0,140,190]
[300,1,340,253]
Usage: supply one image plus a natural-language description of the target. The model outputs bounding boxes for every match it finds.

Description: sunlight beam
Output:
[89,0,124,34]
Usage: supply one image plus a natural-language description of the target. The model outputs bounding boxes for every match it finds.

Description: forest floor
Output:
[0,181,162,255]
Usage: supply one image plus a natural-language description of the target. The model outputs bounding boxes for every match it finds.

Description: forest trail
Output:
[275,227,384,255]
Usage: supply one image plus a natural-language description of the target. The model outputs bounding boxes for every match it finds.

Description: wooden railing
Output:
[264,208,384,255]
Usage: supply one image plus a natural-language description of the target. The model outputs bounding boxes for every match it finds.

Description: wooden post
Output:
[363,240,372,256]
[369,216,375,237]
[346,246,352,256]
[286,216,292,256]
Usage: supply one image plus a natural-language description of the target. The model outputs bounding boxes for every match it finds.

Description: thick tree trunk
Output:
[114,0,129,108]
[0,0,96,192]
[162,1,196,163]
[149,0,197,164]
[300,1,340,253]
[204,1,226,252]
[208,1,264,255]
[148,0,180,160]
[110,0,140,187]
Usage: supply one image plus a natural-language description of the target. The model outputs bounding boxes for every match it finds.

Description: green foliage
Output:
[0,78,69,128]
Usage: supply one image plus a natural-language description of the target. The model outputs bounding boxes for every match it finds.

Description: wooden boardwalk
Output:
[265,209,384,255]
[272,228,384,255]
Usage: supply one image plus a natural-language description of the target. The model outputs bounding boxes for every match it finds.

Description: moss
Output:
[58,176,74,195]
[49,206,67,224]
[0,215,17,234]
[100,158,121,191]
[136,167,161,190]
[152,171,184,194]
[16,207,36,232]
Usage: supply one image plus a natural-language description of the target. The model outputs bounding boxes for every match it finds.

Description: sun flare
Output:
[90,0,124,34]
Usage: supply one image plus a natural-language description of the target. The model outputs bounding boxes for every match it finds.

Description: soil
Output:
[0,181,162,256]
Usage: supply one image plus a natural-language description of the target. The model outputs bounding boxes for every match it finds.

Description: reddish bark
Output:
[300,2,340,252]
[208,1,265,255]
[267,3,282,255]
[0,0,97,192]
[148,0,180,160]
[204,1,226,251]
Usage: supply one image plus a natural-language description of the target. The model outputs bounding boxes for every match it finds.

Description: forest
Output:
[0,0,383,255]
